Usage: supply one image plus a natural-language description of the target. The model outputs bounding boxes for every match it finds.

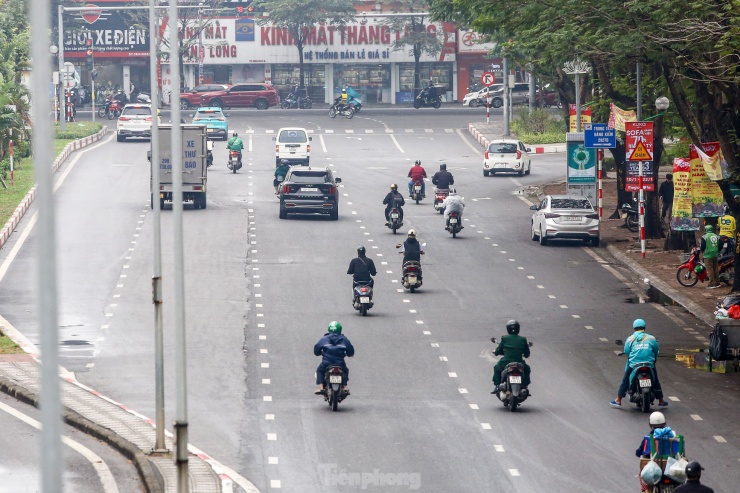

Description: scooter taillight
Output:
[360,288,368,293]
[230,151,238,156]
[406,266,418,272]
[329,368,342,374]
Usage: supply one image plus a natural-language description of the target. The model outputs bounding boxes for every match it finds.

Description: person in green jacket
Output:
[274,159,291,194]
[701,224,721,288]
[492,320,531,394]
[226,131,244,164]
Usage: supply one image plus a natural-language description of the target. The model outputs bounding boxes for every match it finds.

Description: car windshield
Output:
[551,198,593,210]
[194,111,223,120]
[289,171,329,183]
[122,107,150,116]
[279,130,307,143]
[489,143,518,153]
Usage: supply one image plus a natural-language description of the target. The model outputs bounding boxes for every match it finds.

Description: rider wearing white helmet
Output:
[442,187,465,230]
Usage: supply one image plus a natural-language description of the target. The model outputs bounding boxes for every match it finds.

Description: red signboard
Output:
[625,121,654,161]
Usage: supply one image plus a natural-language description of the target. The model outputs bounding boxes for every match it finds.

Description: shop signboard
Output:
[457,29,497,53]
[63,1,149,57]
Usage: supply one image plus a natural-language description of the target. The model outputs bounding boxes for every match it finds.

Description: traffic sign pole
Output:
[486,96,491,125]
[639,162,645,258]
[597,149,603,221]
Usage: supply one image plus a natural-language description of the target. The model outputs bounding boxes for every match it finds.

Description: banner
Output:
[569,105,592,132]
[692,142,727,180]
[566,142,596,183]
[690,146,724,217]
[625,160,655,192]
[608,103,637,132]
[670,158,699,231]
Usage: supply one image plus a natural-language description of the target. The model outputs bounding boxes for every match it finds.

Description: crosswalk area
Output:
[244,128,458,134]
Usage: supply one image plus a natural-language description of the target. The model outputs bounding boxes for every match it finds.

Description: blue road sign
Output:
[584,123,616,148]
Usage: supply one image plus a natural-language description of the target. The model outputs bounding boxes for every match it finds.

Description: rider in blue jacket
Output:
[611,319,667,407]
[314,321,354,395]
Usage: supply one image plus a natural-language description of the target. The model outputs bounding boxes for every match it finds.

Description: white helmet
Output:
[407,229,416,237]
[649,411,666,428]
[449,188,457,195]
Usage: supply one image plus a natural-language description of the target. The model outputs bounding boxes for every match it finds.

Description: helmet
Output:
[232,131,238,137]
[694,264,706,274]
[415,160,421,165]
[440,163,447,170]
[705,224,714,232]
[449,188,457,195]
[649,411,666,428]
[685,461,703,477]
[633,319,646,330]
[408,229,416,237]
[280,159,290,165]
[357,246,366,256]
[506,320,520,335]
[390,184,398,191]
[327,321,342,334]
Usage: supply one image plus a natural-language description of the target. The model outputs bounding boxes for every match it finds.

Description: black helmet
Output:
[440,163,447,170]
[415,160,421,165]
[232,131,238,137]
[357,246,366,256]
[506,320,520,335]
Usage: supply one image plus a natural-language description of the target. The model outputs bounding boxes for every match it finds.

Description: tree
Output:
[251,0,357,91]
[0,0,30,161]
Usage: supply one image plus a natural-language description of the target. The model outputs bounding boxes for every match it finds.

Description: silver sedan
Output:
[530,195,600,246]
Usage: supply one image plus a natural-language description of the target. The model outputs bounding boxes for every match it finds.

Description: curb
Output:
[605,243,715,327]
[467,123,566,153]
[0,126,109,251]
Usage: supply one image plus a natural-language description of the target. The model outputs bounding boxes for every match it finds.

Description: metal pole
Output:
[198,6,204,86]
[528,75,535,114]
[486,97,490,125]
[32,0,63,491]
[9,140,14,187]
[575,73,581,132]
[639,161,645,258]
[636,62,641,121]
[150,0,166,453]
[503,57,509,137]
[57,6,65,131]
[91,78,96,123]
[597,149,603,222]
[169,0,189,489]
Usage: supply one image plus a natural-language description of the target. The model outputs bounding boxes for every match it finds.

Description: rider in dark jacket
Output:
[274,159,291,194]
[432,163,455,190]
[347,246,377,293]
[383,184,405,224]
[492,320,531,393]
[400,229,424,280]
[314,321,354,394]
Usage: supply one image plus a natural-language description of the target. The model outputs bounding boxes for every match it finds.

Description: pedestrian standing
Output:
[701,224,721,288]
[659,173,674,222]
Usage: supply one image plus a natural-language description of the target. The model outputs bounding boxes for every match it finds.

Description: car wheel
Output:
[590,237,600,247]
[179,99,190,110]
[531,223,538,241]
[279,203,287,219]
[525,162,531,175]
[281,101,290,109]
[330,207,338,221]
[491,98,503,108]
[518,168,524,177]
[255,99,269,110]
[483,169,489,177]
[539,227,548,245]
[209,99,223,108]
[116,133,125,142]
[469,100,478,108]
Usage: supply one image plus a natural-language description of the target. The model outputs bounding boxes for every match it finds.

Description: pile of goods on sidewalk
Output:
[714,293,740,319]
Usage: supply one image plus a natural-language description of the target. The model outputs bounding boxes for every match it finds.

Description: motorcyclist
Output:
[274,159,291,194]
[407,160,427,198]
[442,188,465,230]
[636,412,681,493]
[383,184,405,225]
[226,131,244,164]
[347,246,377,295]
[674,462,714,493]
[344,84,362,109]
[432,163,454,191]
[398,229,425,280]
[313,321,354,395]
[611,318,667,408]
[492,320,531,394]
[206,139,214,168]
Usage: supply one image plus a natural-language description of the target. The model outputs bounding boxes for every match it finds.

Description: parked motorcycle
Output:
[352,281,374,316]
[227,150,242,173]
[433,188,449,214]
[329,101,355,119]
[322,365,349,411]
[447,211,462,238]
[281,92,313,109]
[492,337,532,412]
[621,198,639,232]
[615,341,657,413]
[410,181,424,204]
[98,96,125,119]
[387,206,403,234]
[676,246,734,287]
[413,87,442,109]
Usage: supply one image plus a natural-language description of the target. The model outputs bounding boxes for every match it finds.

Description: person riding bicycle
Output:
[226,131,244,164]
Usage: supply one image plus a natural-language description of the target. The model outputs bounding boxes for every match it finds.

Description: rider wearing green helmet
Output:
[314,321,355,394]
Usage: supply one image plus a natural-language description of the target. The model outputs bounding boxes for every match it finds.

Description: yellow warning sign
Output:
[629,141,652,161]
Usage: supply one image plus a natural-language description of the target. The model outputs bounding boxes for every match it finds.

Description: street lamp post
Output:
[564,59,589,132]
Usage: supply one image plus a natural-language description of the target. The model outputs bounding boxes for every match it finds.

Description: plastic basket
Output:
[678,253,691,264]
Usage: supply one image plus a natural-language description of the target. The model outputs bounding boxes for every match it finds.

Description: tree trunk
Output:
[297,38,305,90]
[413,47,421,99]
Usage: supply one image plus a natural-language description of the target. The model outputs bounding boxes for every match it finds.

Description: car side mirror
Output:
[615,339,623,346]
[529,205,538,210]
[272,137,276,141]
[334,177,342,183]
[309,137,313,141]
[526,148,532,152]
[146,150,151,162]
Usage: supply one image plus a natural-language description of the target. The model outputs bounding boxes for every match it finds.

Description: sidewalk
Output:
[468,122,719,331]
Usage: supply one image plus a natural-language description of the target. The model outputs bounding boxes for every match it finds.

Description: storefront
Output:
[455,30,501,102]
[396,62,453,103]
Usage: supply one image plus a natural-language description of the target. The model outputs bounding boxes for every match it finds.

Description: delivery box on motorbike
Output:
[152,124,208,210]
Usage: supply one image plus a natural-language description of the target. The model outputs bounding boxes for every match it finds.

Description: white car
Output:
[116,104,153,142]
[483,139,532,176]
[530,195,600,246]
[273,127,311,166]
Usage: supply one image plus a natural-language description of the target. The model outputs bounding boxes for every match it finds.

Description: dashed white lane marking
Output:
[105,313,113,317]
[262,379,271,385]
[386,270,393,273]
[345,129,354,134]
[509,469,520,477]
[116,284,123,288]
[500,251,507,254]
[431,343,439,347]
[423,331,431,335]
[409,310,417,313]
[260,349,268,354]
[392,280,399,283]
[255,294,262,298]
[270,479,281,488]
[548,295,556,298]
[527,276,535,279]
[599,338,609,342]
[458,389,468,394]
[396,288,404,292]
[267,433,277,441]
[572,315,581,319]
[258,324,265,328]
[537,285,544,289]
[263,396,272,402]
[492,244,499,246]
[256,304,263,308]
[101,325,109,329]
[494,445,505,452]
[517,267,524,270]
[691,414,703,421]
[484,237,490,240]
[668,396,680,402]
[403,299,410,303]
[585,325,595,330]
[481,423,492,430]
[268,457,278,465]
[352,211,357,214]
[469,404,478,410]
[439,356,448,361]
[714,436,727,443]
[559,305,568,309]
[448,372,457,378]
[261,363,269,368]
[508,259,515,262]
[416,320,424,324]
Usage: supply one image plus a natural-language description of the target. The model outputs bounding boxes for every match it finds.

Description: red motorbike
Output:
[676,246,734,287]
[433,188,449,214]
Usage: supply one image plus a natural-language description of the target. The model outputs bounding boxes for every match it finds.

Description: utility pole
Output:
[57,5,66,131]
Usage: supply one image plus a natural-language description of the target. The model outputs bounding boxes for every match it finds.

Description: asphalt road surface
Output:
[0,108,738,492]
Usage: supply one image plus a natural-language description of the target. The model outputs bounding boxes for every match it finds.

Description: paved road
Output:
[0,109,737,491]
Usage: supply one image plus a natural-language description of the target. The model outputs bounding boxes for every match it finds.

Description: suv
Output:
[192,107,229,140]
[278,167,341,220]
[179,84,230,109]
[489,83,530,108]
[200,84,279,110]
[117,104,153,142]
[274,127,311,165]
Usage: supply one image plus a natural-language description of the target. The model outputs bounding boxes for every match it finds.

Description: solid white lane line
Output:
[390,134,405,153]
[0,401,119,493]
[319,134,327,153]
[455,128,482,155]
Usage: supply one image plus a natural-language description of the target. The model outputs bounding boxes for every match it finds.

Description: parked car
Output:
[524,84,561,108]
[191,107,229,140]
[483,139,532,176]
[179,84,230,109]
[462,84,503,108]
[116,103,153,142]
[273,127,311,166]
[530,195,600,246]
[488,82,530,108]
[199,83,279,110]
[278,167,341,220]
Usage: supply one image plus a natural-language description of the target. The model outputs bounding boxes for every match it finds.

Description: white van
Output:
[274,127,311,166]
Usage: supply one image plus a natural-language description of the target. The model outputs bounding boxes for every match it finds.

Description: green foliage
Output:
[663,141,691,166]
[510,108,566,144]
[55,122,104,140]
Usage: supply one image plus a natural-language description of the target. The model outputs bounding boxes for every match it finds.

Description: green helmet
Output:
[694,264,706,274]
[327,321,342,334]
[705,224,714,232]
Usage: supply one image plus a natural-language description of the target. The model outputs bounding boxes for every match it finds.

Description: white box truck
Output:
[151,124,208,209]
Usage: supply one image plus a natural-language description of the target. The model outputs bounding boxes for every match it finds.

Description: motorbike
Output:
[387,206,403,234]
[329,100,355,119]
[433,188,449,214]
[227,150,242,173]
[676,246,734,287]
[413,87,442,109]
[621,198,639,232]
[410,181,424,204]
[281,92,313,109]
[206,140,214,168]
[615,341,658,413]
[447,211,462,238]
[134,92,151,104]
[352,281,374,316]
[342,86,363,113]
[322,365,349,411]
[98,96,125,119]
[396,243,425,293]
[492,337,532,412]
